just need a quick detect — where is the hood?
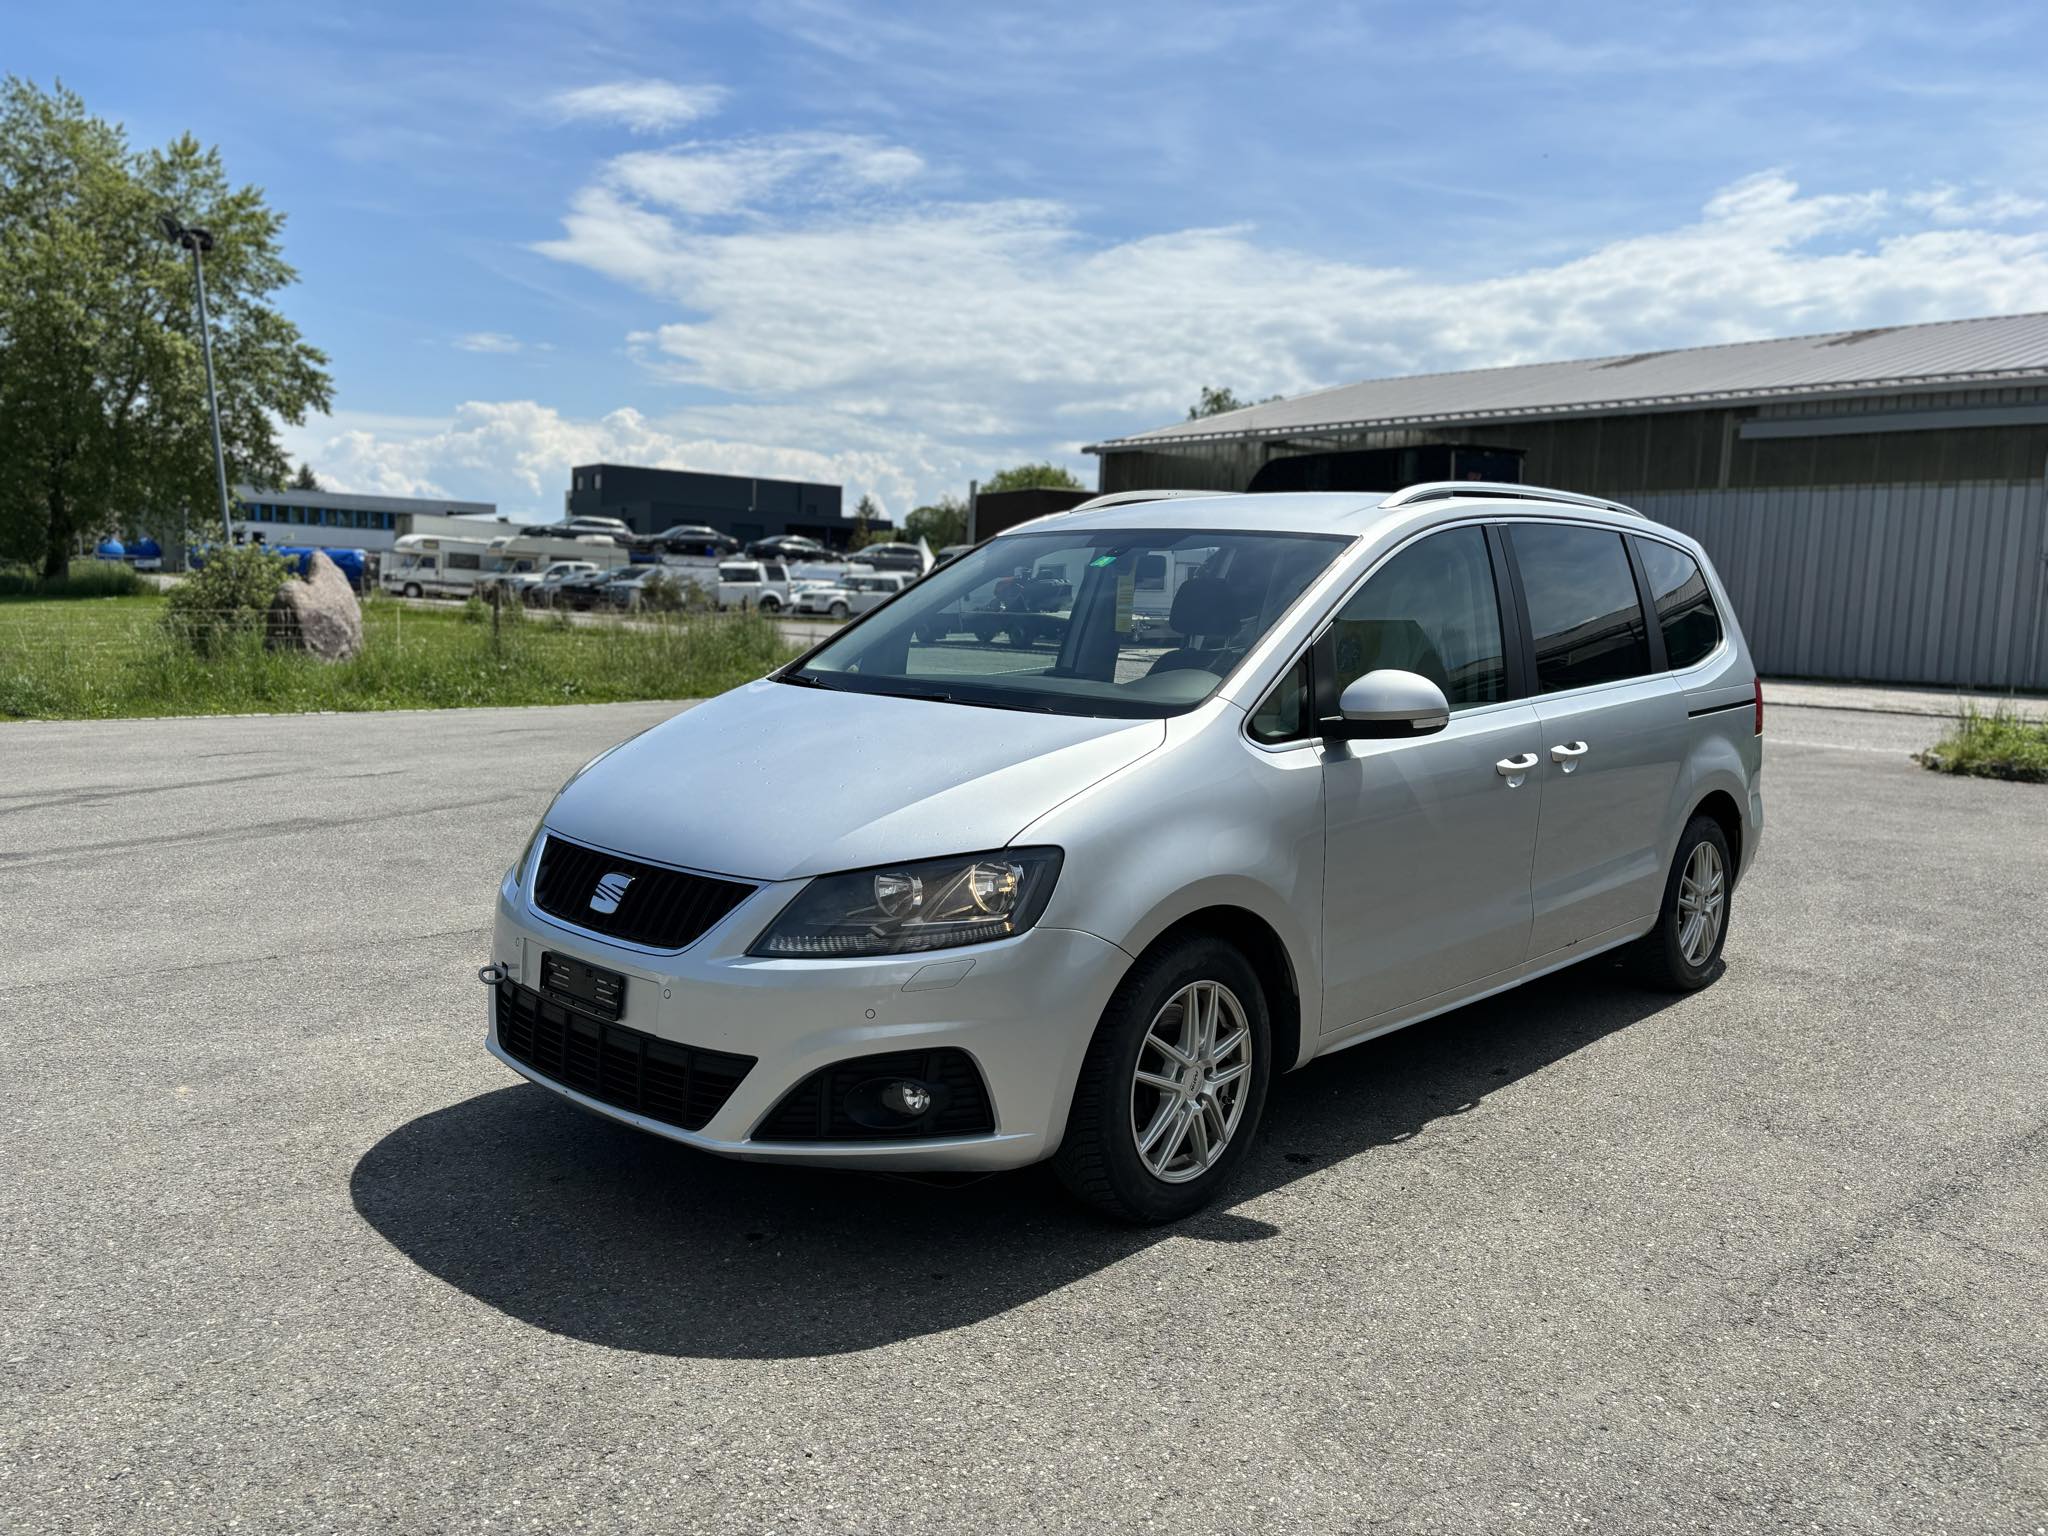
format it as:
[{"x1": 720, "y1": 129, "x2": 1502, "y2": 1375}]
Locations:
[{"x1": 545, "y1": 678, "x2": 1165, "y2": 882}]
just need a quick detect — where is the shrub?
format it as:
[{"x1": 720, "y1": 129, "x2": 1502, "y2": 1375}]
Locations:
[
  {"x1": 460, "y1": 594, "x2": 489, "y2": 624},
  {"x1": 0, "y1": 559, "x2": 147, "y2": 599},
  {"x1": 1919, "y1": 704, "x2": 2048, "y2": 784},
  {"x1": 639, "y1": 570, "x2": 685, "y2": 613},
  {"x1": 162, "y1": 545, "x2": 291, "y2": 655}
]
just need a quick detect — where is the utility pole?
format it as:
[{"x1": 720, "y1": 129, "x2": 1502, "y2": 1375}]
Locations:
[{"x1": 158, "y1": 213, "x2": 234, "y2": 544}]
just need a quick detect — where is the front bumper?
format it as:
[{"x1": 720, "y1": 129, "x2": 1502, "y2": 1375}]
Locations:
[{"x1": 485, "y1": 872, "x2": 1129, "y2": 1171}]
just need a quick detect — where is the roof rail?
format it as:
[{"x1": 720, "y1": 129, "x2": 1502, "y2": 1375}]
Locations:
[
  {"x1": 1379, "y1": 481, "x2": 1641, "y2": 517},
  {"x1": 1064, "y1": 488, "x2": 1237, "y2": 514}
]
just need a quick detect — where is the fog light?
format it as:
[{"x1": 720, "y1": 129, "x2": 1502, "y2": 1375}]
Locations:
[
  {"x1": 881, "y1": 1080, "x2": 932, "y2": 1116},
  {"x1": 844, "y1": 1073, "x2": 947, "y2": 1130}
]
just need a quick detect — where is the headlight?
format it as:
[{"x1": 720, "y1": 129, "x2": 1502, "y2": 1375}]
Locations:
[{"x1": 750, "y1": 847, "x2": 1063, "y2": 958}]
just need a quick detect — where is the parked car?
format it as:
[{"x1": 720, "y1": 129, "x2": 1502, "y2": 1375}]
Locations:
[
  {"x1": 747, "y1": 535, "x2": 831, "y2": 562},
  {"x1": 518, "y1": 560, "x2": 603, "y2": 605},
  {"x1": 849, "y1": 541, "x2": 925, "y2": 573},
  {"x1": 934, "y1": 543, "x2": 976, "y2": 567},
  {"x1": 561, "y1": 515, "x2": 633, "y2": 542},
  {"x1": 646, "y1": 524, "x2": 741, "y2": 558},
  {"x1": 482, "y1": 482, "x2": 1761, "y2": 1222},
  {"x1": 715, "y1": 559, "x2": 792, "y2": 612},
  {"x1": 792, "y1": 570, "x2": 914, "y2": 620},
  {"x1": 549, "y1": 568, "x2": 617, "y2": 611}
]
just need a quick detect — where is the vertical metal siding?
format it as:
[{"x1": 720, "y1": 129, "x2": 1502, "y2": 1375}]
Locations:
[{"x1": 1630, "y1": 480, "x2": 2048, "y2": 690}]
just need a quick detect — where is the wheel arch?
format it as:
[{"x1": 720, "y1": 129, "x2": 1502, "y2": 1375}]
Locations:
[
  {"x1": 1689, "y1": 786, "x2": 1745, "y2": 879},
  {"x1": 1120, "y1": 905, "x2": 1305, "y2": 1077}
]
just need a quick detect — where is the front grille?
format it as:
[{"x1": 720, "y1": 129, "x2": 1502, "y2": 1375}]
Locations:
[
  {"x1": 495, "y1": 980, "x2": 754, "y2": 1133},
  {"x1": 532, "y1": 834, "x2": 754, "y2": 950},
  {"x1": 753, "y1": 1048, "x2": 996, "y2": 1142}
]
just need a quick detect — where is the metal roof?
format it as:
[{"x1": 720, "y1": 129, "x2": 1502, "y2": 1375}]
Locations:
[{"x1": 1091, "y1": 311, "x2": 2048, "y2": 451}]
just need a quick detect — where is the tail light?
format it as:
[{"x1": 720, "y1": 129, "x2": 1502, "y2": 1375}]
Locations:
[{"x1": 1754, "y1": 677, "x2": 1764, "y2": 736}]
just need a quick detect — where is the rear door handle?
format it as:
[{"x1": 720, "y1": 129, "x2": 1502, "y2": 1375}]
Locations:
[
  {"x1": 1496, "y1": 753, "x2": 1538, "y2": 779},
  {"x1": 1550, "y1": 740, "x2": 1589, "y2": 773}
]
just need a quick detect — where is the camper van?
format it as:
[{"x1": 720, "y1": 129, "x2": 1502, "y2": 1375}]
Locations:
[{"x1": 379, "y1": 535, "x2": 498, "y2": 599}]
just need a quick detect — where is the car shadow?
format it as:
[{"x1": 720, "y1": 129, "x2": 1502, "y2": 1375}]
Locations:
[{"x1": 351, "y1": 959, "x2": 1700, "y2": 1359}]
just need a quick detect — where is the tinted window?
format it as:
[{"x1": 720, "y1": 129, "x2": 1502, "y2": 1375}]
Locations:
[
  {"x1": 448, "y1": 552, "x2": 481, "y2": 570},
  {"x1": 1509, "y1": 524, "x2": 1651, "y2": 692},
  {"x1": 1327, "y1": 527, "x2": 1505, "y2": 710},
  {"x1": 1636, "y1": 539, "x2": 1722, "y2": 670}
]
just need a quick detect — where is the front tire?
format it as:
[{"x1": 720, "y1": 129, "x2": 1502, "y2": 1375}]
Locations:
[
  {"x1": 828, "y1": 600, "x2": 849, "y2": 620},
  {"x1": 758, "y1": 595, "x2": 781, "y2": 614},
  {"x1": 1629, "y1": 814, "x2": 1732, "y2": 990},
  {"x1": 402, "y1": 583, "x2": 422, "y2": 599},
  {"x1": 1055, "y1": 935, "x2": 1272, "y2": 1223}
]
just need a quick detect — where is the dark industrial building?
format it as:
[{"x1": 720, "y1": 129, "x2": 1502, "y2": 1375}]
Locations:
[
  {"x1": 562, "y1": 465, "x2": 883, "y2": 548},
  {"x1": 1088, "y1": 313, "x2": 2048, "y2": 691}
]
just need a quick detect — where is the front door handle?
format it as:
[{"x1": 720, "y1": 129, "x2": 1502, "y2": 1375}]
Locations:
[
  {"x1": 1550, "y1": 740, "x2": 1590, "y2": 773},
  {"x1": 1496, "y1": 752, "x2": 1539, "y2": 780}
]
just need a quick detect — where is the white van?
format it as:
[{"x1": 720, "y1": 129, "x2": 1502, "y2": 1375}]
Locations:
[{"x1": 380, "y1": 535, "x2": 497, "y2": 598}]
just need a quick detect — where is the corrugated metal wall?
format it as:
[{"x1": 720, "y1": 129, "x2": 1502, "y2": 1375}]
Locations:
[{"x1": 1630, "y1": 482, "x2": 2048, "y2": 691}]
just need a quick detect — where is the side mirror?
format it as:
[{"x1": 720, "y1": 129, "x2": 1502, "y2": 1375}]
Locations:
[{"x1": 1328, "y1": 669, "x2": 1451, "y2": 739}]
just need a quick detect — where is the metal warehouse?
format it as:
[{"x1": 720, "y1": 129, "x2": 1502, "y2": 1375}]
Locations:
[{"x1": 1089, "y1": 312, "x2": 2048, "y2": 691}]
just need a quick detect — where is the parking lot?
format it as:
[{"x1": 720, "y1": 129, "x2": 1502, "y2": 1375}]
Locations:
[{"x1": 4, "y1": 694, "x2": 2044, "y2": 1533}]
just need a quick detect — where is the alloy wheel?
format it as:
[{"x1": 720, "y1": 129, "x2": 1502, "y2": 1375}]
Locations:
[
  {"x1": 1129, "y1": 980, "x2": 1253, "y2": 1184},
  {"x1": 1677, "y1": 840, "x2": 1726, "y2": 966}
]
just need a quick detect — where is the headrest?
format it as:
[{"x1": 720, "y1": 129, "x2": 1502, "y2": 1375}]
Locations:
[{"x1": 1169, "y1": 575, "x2": 1242, "y2": 639}]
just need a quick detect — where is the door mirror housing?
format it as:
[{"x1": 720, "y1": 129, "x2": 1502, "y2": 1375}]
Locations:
[{"x1": 1327, "y1": 669, "x2": 1451, "y2": 739}]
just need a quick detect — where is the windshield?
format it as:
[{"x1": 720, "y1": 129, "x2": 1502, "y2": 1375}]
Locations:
[{"x1": 789, "y1": 528, "x2": 1348, "y2": 718}]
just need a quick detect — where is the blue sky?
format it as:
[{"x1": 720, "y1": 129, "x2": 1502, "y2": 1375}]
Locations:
[{"x1": 16, "y1": 1, "x2": 2048, "y2": 518}]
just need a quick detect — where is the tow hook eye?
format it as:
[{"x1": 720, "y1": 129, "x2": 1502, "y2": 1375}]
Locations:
[{"x1": 478, "y1": 963, "x2": 509, "y2": 985}]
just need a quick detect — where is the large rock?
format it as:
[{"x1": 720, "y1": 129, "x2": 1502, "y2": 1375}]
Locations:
[{"x1": 266, "y1": 551, "x2": 363, "y2": 661}]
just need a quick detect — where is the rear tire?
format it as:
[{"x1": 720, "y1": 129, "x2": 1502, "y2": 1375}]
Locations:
[
  {"x1": 1055, "y1": 935, "x2": 1272, "y2": 1223},
  {"x1": 1629, "y1": 814, "x2": 1732, "y2": 991}
]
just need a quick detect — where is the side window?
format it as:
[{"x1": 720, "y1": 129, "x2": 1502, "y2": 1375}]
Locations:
[
  {"x1": 1249, "y1": 655, "x2": 1311, "y2": 743},
  {"x1": 1509, "y1": 524, "x2": 1651, "y2": 692},
  {"x1": 1635, "y1": 539, "x2": 1722, "y2": 670},
  {"x1": 1327, "y1": 526, "x2": 1506, "y2": 710}
]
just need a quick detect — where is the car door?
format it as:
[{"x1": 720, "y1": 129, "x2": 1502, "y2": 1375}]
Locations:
[
  {"x1": 1503, "y1": 521, "x2": 1688, "y2": 956},
  {"x1": 1319, "y1": 524, "x2": 1544, "y2": 1033}
]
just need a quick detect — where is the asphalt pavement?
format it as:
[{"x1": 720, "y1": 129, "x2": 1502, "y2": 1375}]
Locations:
[{"x1": 3, "y1": 696, "x2": 2043, "y2": 1534}]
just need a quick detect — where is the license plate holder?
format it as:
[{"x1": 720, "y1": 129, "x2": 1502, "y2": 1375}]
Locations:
[{"x1": 539, "y1": 951, "x2": 626, "y2": 1022}]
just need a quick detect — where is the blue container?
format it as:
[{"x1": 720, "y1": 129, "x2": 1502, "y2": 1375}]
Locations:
[
  {"x1": 95, "y1": 538, "x2": 127, "y2": 561},
  {"x1": 274, "y1": 545, "x2": 369, "y2": 592}
]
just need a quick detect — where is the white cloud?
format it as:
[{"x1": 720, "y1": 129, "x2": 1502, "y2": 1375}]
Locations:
[
  {"x1": 314, "y1": 153, "x2": 2048, "y2": 516},
  {"x1": 452, "y1": 331, "x2": 524, "y2": 353},
  {"x1": 550, "y1": 79, "x2": 728, "y2": 134},
  {"x1": 603, "y1": 134, "x2": 925, "y2": 218}
]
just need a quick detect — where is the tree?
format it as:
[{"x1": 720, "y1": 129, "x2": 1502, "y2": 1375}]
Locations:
[
  {"x1": 980, "y1": 462, "x2": 1083, "y2": 494},
  {"x1": 904, "y1": 494, "x2": 967, "y2": 550},
  {"x1": 0, "y1": 79, "x2": 331, "y2": 578},
  {"x1": 1186, "y1": 386, "x2": 1280, "y2": 420},
  {"x1": 290, "y1": 462, "x2": 319, "y2": 491},
  {"x1": 847, "y1": 492, "x2": 879, "y2": 551}
]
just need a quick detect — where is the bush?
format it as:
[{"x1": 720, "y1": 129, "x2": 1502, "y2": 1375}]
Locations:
[
  {"x1": 638, "y1": 570, "x2": 685, "y2": 613},
  {"x1": 162, "y1": 545, "x2": 291, "y2": 655},
  {"x1": 460, "y1": 594, "x2": 489, "y2": 624},
  {"x1": 0, "y1": 559, "x2": 148, "y2": 599},
  {"x1": 1919, "y1": 704, "x2": 2048, "y2": 784}
]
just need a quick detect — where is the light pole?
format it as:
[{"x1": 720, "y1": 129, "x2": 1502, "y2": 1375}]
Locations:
[{"x1": 158, "y1": 213, "x2": 234, "y2": 544}]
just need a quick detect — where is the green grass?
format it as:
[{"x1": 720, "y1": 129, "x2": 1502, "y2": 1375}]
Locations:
[
  {"x1": 0, "y1": 558, "x2": 150, "y2": 600},
  {"x1": 1919, "y1": 704, "x2": 2048, "y2": 784},
  {"x1": 0, "y1": 590, "x2": 799, "y2": 720}
]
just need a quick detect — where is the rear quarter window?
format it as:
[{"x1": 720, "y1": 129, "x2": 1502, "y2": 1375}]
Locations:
[{"x1": 1635, "y1": 539, "x2": 1723, "y2": 670}]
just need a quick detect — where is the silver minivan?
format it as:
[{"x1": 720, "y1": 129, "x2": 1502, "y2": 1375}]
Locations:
[{"x1": 483, "y1": 483, "x2": 1763, "y2": 1221}]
